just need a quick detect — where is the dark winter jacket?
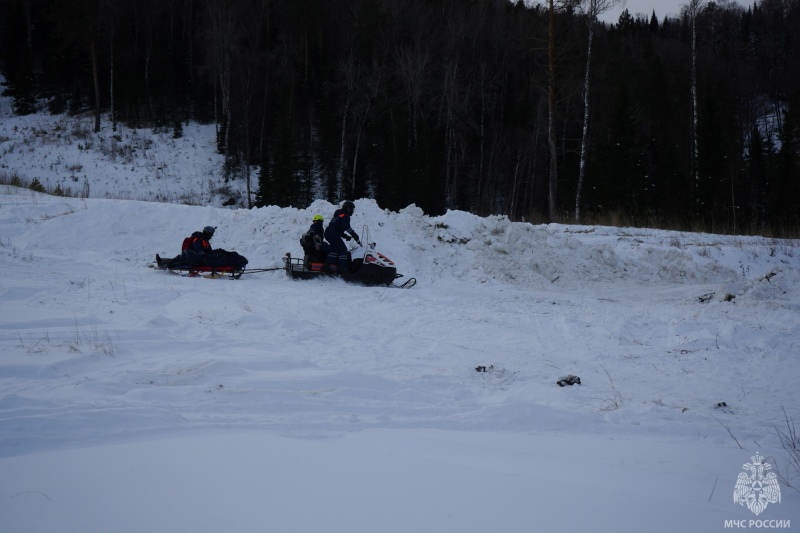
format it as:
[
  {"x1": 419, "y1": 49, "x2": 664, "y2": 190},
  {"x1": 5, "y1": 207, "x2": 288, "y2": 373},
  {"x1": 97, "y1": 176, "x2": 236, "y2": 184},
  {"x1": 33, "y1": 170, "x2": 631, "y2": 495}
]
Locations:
[
  {"x1": 324, "y1": 209, "x2": 359, "y2": 245},
  {"x1": 308, "y1": 220, "x2": 324, "y2": 240},
  {"x1": 188, "y1": 231, "x2": 213, "y2": 255},
  {"x1": 179, "y1": 231, "x2": 213, "y2": 264},
  {"x1": 300, "y1": 220, "x2": 329, "y2": 260}
]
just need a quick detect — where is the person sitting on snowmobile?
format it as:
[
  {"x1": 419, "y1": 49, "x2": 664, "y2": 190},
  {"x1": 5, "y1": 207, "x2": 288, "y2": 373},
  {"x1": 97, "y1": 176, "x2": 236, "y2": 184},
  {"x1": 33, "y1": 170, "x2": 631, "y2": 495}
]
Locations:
[
  {"x1": 300, "y1": 214, "x2": 330, "y2": 263},
  {"x1": 323, "y1": 201, "x2": 361, "y2": 274}
]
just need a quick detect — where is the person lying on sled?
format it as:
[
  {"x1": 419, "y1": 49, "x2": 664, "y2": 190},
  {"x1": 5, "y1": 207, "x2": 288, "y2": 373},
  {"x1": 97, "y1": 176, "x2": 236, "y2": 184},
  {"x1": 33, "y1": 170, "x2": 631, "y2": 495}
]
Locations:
[
  {"x1": 157, "y1": 226, "x2": 247, "y2": 270},
  {"x1": 323, "y1": 201, "x2": 361, "y2": 274},
  {"x1": 300, "y1": 214, "x2": 330, "y2": 264}
]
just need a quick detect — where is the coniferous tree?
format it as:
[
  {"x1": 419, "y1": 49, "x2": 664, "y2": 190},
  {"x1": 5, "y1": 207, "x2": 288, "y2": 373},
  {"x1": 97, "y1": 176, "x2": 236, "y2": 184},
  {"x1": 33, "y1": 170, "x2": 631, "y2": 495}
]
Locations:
[
  {"x1": 46, "y1": 0, "x2": 105, "y2": 130},
  {"x1": 0, "y1": 0, "x2": 798, "y2": 232}
]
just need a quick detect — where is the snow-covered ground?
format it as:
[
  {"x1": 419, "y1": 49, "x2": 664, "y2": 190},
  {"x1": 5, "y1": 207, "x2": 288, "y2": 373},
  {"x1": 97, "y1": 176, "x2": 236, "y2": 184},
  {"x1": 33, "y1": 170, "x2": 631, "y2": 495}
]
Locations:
[{"x1": 1, "y1": 91, "x2": 799, "y2": 532}]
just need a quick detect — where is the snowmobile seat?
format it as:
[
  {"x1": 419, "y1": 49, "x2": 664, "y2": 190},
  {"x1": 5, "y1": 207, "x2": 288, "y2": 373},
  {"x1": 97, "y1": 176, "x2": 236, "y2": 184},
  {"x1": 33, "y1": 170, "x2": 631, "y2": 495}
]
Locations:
[{"x1": 304, "y1": 255, "x2": 325, "y2": 272}]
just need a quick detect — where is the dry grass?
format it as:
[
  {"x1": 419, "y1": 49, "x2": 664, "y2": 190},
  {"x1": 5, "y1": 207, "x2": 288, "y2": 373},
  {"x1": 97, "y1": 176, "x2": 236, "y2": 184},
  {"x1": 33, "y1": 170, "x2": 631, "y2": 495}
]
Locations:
[{"x1": 528, "y1": 209, "x2": 800, "y2": 240}]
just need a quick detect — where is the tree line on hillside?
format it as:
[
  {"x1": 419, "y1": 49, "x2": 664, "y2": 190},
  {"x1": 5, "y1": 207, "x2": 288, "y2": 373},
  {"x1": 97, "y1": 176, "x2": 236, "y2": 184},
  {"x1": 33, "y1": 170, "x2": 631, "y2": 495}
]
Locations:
[{"x1": 0, "y1": 0, "x2": 798, "y2": 234}]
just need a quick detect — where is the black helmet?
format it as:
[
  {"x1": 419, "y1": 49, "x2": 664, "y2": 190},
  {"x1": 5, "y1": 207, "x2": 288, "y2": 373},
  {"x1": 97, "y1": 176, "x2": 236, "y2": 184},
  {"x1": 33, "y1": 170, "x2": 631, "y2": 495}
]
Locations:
[
  {"x1": 203, "y1": 225, "x2": 216, "y2": 238},
  {"x1": 342, "y1": 201, "x2": 355, "y2": 215}
]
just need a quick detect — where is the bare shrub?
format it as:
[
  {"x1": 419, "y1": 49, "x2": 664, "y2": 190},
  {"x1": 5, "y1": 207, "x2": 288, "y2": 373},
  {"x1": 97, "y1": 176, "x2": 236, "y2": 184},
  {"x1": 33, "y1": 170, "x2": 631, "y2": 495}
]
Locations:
[{"x1": 774, "y1": 407, "x2": 800, "y2": 492}]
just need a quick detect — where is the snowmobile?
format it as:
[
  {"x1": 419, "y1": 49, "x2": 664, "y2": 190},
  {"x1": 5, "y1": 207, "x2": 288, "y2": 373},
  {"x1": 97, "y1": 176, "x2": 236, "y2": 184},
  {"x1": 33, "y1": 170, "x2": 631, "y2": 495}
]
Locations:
[{"x1": 283, "y1": 226, "x2": 416, "y2": 288}]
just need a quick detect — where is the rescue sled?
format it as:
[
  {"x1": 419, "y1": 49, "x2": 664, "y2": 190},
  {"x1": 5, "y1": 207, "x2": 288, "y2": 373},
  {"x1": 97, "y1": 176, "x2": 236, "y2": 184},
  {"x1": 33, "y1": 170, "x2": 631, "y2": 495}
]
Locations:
[
  {"x1": 151, "y1": 234, "x2": 249, "y2": 280},
  {"x1": 149, "y1": 259, "x2": 246, "y2": 279},
  {"x1": 283, "y1": 226, "x2": 416, "y2": 288}
]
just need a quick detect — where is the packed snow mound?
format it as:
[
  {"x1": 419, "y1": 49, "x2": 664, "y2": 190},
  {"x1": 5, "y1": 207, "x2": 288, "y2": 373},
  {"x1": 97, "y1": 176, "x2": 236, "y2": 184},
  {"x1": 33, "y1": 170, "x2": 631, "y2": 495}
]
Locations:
[
  {"x1": 335, "y1": 199, "x2": 795, "y2": 289},
  {"x1": 2, "y1": 190, "x2": 797, "y2": 293},
  {"x1": 706, "y1": 266, "x2": 800, "y2": 304}
]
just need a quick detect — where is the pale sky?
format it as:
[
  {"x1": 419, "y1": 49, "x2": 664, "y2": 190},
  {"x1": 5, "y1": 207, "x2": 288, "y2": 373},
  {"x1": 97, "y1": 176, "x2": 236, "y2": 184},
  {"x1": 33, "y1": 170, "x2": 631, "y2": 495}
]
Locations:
[
  {"x1": 524, "y1": 0, "x2": 691, "y2": 25},
  {"x1": 598, "y1": 0, "x2": 746, "y2": 23},
  {"x1": 599, "y1": 0, "x2": 686, "y2": 23}
]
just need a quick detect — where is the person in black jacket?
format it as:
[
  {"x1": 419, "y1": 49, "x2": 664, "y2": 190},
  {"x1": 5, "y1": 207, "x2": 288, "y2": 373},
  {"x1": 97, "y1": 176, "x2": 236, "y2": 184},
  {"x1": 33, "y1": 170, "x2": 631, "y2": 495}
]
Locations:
[
  {"x1": 300, "y1": 214, "x2": 329, "y2": 263},
  {"x1": 189, "y1": 226, "x2": 247, "y2": 269},
  {"x1": 323, "y1": 201, "x2": 361, "y2": 274},
  {"x1": 184, "y1": 225, "x2": 215, "y2": 263},
  {"x1": 158, "y1": 225, "x2": 216, "y2": 267}
]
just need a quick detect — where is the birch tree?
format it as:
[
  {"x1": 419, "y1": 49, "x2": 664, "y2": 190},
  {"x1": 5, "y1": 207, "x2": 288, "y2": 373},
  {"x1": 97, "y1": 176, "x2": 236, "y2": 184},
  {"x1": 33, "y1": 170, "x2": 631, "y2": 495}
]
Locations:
[
  {"x1": 574, "y1": 0, "x2": 622, "y2": 222},
  {"x1": 685, "y1": 0, "x2": 705, "y2": 208},
  {"x1": 547, "y1": 0, "x2": 559, "y2": 222}
]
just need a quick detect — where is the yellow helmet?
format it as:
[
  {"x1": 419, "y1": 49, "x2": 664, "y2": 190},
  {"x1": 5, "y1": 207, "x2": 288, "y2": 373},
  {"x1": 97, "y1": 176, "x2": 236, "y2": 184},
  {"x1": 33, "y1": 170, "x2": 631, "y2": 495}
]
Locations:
[{"x1": 312, "y1": 214, "x2": 324, "y2": 222}]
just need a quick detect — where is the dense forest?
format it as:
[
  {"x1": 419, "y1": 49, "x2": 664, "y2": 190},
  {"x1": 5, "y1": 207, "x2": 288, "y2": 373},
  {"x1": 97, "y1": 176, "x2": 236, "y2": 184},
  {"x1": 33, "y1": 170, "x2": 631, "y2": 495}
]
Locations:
[{"x1": 1, "y1": 0, "x2": 798, "y2": 234}]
